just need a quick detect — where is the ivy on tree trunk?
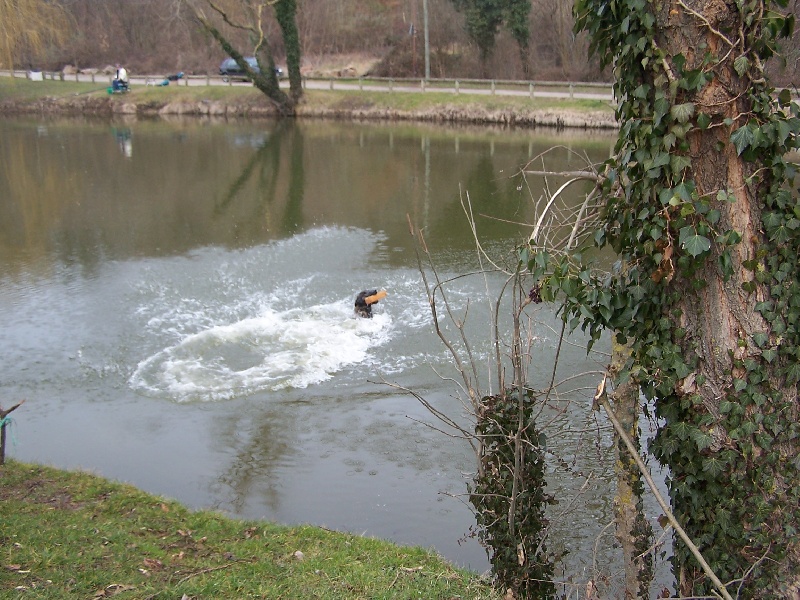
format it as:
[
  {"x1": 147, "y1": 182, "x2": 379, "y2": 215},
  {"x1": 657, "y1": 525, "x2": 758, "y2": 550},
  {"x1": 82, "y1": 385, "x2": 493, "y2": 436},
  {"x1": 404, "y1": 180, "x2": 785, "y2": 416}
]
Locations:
[{"x1": 521, "y1": 0, "x2": 800, "y2": 596}]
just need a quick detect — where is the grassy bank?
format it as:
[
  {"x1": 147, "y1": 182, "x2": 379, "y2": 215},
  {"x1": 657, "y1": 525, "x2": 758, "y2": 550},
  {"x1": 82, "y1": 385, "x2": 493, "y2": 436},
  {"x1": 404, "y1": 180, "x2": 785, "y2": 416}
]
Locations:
[
  {"x1": 1, "y1": 461, "x2": 496, "y2": 599},
  {"x1": 0, "y1": 77, "x2": 616, "y2": 128}
]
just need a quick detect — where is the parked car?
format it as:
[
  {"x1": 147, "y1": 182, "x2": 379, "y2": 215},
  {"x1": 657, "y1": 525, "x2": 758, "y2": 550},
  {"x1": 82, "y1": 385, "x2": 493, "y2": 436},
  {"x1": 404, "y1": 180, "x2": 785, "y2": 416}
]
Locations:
[{"x1": 219, "y1": 57, "x2": 283, "y2": 81}]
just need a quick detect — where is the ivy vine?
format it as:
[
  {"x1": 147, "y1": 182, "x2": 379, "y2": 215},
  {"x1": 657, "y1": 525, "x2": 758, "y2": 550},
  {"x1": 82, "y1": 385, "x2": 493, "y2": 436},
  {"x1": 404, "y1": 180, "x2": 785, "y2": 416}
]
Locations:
[{"x1": 470, "y1": 389, "x2": 555, "y2": 599}]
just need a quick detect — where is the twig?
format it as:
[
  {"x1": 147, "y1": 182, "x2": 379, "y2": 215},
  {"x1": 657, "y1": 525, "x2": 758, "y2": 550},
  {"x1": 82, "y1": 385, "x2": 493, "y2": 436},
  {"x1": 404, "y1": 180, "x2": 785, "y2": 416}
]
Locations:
[
  {"x1": 523, "y1": 170, "x2": 600, "y2": 179},
  {"x1": 176, "y1": 562, "x2": 239, "y2": 585}
]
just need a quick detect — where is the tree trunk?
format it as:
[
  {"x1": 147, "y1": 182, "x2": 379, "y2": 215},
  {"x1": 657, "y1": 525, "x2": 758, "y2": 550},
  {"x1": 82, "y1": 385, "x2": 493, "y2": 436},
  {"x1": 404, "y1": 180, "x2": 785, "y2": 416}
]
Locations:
[
  {"x1": 274, "y1": 0, "x2": 303, "y2": 102},
  {"x1": 610, "y1": 341, "x2": 653, "y2": 599}
]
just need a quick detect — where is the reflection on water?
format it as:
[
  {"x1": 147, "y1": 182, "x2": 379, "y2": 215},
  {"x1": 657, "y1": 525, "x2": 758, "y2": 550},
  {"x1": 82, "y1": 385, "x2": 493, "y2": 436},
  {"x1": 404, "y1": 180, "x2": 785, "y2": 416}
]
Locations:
[{"x1": 0, "y1": 117, "x2": 669, "y2": 591}]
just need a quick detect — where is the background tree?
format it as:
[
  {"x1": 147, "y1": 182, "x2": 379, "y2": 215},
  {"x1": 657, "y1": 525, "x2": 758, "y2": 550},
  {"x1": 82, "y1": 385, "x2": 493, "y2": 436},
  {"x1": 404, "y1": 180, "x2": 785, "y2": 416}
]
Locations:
[
  {"x1": 188, "y1": 0, "x2": 300, "y2": 114},
  {"x1": 503, "y1": 0, "x2": 531, "y2": 78},
  {"x1": 0, "y1": 0, "x2": 71, "y2": 70},
  {"x1": 524, "y1": 0, "x2": 800, "y2": 596},
  {"x1": 273, "y1": 0, "x2": 301, "y2": 102},
  {"x1": 450, "y1": 0, "x2": 530, "y2": 77}
]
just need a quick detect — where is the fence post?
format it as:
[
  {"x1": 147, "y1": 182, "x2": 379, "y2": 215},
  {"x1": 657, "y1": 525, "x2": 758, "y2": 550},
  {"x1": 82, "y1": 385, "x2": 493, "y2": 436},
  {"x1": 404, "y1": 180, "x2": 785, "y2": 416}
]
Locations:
[
  {"x1": 330, "y1": 78, "x2": 334, "y2": 90},
  {"x1": 529, "y1": 82, "x2": 534, "y2": 100},
  {"x1": 390, "y1": 79, "x2": 394, "y2": 92},
  {"x1": 491, "y1": 80, "x2": 496, "y2": 95},
  {"x1": 570, "y1": 83, "x2": 574, "y2": 99},
  {"x1": 359, "y1": 77, "x2": 363, "y2": 91},
  {"x1": 455, "y1": 80, "x2": 459, "y2": 95},
  {"x1": 421, "y1": 79, "x2": 425, "y2": 92}
]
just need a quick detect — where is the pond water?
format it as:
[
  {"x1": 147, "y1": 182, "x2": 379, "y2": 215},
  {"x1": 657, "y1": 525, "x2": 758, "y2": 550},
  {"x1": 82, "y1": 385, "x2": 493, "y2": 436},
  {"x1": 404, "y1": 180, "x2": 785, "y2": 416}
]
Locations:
[{"x1": 0, "y1": 116, "x2": 668, "y2": 593}]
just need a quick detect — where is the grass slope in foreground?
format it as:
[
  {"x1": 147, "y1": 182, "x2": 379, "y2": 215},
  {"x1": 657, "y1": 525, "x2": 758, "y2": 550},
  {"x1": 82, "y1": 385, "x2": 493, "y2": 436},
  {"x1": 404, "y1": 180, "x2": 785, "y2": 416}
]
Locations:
[{"x1": 1, "y1": 461, "x2": 496, "y2": 599}]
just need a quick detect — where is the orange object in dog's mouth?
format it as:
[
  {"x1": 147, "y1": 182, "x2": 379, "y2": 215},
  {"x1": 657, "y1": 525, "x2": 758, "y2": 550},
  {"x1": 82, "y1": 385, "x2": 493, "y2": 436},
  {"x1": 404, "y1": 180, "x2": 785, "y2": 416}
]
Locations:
[{"x1": 365, "y1": 290, "x2": 387, "y2": 305}]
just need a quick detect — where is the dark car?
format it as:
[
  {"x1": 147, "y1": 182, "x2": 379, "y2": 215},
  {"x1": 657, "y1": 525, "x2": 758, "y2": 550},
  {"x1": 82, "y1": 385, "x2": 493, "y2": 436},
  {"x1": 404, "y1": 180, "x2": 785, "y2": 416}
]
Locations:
[{"x1": 219, "y1": 57, "x2": 282, "y2": 81}]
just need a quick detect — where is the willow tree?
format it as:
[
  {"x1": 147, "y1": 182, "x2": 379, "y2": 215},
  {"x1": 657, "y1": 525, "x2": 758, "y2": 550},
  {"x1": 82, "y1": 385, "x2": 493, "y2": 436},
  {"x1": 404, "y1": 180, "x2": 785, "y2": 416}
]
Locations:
[
  {"x1": 189, "y1": 0, "x2": 302, "y2": 115},
  {"x1": 528, "y1": 0, "x2": 800, "y2": 597},
  {"x1": 0, "y1": 0, "x2": 70, "y2": 69}
]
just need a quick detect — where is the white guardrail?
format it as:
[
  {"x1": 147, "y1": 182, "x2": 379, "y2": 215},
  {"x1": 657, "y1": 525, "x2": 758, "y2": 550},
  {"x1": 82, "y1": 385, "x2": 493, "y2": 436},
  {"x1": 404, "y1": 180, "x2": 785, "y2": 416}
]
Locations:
[{"x1": 0, "y1": 68, "x2": 616, "y2": 102}]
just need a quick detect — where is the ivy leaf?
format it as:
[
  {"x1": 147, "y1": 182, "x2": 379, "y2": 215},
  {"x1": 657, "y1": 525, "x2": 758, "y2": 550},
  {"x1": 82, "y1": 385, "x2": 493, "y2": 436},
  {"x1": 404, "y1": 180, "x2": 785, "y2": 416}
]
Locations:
[
  {"x1": 762, "y1": 211, "x2": 783, "y2": 229},
  {"x1": 702, "y1": 456, "x2": 726, "y2": 477},
  {"x1": 752, "y1": 331, "x2": 769, "y2": 348},
  {"x1": 672, "y1": 421, "x2": 692, "y2": 440},
  {"x1": 731, "y1": 125, "x2": 755, "y2": 156},
  {"x1": 770, "y1": 225, "x2": 791, "y2": 244},
  {"x1": 670, "y1": 154, "x2": 692, "y2": 173},
  {"x1": 654, "y1": 96, "x2": 670, "y2": 126},
  {"x1": 786, "y1": 362, "x2": 800, "y2": 384},
  {"x1": 670, "y1": 102, "x2": 695, "y2": 124},
  {"x1": 755, "y1": 432, "x2": 773, "y2": 450},
  {"x1": 679, "y1": 226, "x2": 711, "y2": 257},
  {"x1": 734, "y1": 55, "x2": 751, "y2": 76},
  {"x1": 716, "y1": 508, "x2": 733, "y2": 534},
  {"x1": 674, "y1": 181, "x2": 695, "y2": 201},
  {"x1": 690, "y1": 427, "x2": 714, "y2": 451},
  {"x1": 651, "y1": 151, "x2": 671, "y2": 169}
]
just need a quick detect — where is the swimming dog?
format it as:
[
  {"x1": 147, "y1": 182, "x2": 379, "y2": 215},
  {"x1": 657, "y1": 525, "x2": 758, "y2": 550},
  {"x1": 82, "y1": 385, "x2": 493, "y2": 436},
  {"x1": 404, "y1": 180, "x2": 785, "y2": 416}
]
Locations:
[{"x1": 354, "y1": 289, "x2": 387, "y2": 318}]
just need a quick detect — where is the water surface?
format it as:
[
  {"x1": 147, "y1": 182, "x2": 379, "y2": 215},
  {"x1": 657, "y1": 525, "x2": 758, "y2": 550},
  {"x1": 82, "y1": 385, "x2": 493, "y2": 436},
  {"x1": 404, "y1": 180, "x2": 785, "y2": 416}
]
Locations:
[{"x1": 0, "y1": 117, "x2": 668, "y2": 591}]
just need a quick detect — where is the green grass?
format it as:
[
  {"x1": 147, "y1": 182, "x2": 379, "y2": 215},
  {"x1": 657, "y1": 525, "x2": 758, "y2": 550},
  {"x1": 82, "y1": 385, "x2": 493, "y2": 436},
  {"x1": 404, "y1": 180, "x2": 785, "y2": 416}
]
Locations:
[
  {"x1": 1, "y1": 461, "x2": 497, "y2": 599},
  {"x1": 301, "y1": 88, "x2": 612, "y2": 114},
  {"x1": 0, "y1": 77, "x2": 103, "y2": 100}
]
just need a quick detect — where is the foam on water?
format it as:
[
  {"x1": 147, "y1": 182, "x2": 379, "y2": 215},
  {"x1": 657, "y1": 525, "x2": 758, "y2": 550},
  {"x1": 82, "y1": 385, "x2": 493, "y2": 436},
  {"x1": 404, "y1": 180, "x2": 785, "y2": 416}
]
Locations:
[
  {"x1": 126, "y1": 227, "x2": 407, "y2": 402},
  {"x1": 130, "y1": 300, "x2": 392, "y2": 402}
]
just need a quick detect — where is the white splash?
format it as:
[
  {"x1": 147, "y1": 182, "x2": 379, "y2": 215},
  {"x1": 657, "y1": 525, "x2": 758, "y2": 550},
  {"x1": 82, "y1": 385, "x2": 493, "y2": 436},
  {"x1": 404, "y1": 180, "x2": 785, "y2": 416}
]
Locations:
[{"x1": 130, "y1": 301, "x2": 392, "y2": 402}]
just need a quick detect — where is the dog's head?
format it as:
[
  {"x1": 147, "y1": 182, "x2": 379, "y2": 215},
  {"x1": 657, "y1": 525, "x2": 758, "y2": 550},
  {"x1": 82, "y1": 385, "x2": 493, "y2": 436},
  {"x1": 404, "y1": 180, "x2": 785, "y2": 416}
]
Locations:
[{"x1": 354, "y1": 289, "x2": 387, "y2": 318}]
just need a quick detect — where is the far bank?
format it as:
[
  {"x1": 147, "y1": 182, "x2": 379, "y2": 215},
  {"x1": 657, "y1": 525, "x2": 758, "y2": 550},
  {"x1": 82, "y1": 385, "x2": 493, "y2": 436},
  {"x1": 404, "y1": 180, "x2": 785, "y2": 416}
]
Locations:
[{"x1": 0, "y1": 77, "x2": 618, "y2": 129}]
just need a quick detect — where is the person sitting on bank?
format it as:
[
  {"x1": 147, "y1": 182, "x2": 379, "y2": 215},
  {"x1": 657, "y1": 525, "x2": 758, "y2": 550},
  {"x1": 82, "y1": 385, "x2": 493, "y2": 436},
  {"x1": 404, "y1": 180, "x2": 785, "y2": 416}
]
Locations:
[{"x1": 112, "y1": 64, "x2": 129, "y2": 91}]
